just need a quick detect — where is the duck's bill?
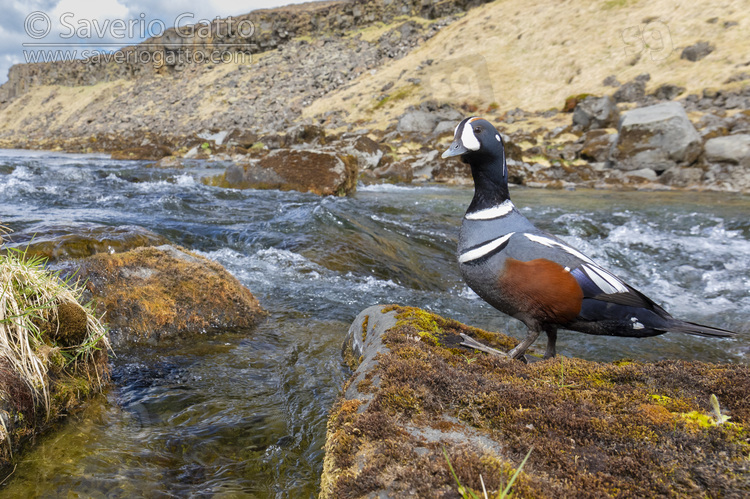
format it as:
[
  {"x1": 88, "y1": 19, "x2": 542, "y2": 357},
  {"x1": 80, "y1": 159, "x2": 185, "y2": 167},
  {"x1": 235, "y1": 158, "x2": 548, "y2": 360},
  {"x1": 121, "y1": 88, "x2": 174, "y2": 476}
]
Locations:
[{"x1": 441, "y1": 140, "x2": 469, "y2": 158}]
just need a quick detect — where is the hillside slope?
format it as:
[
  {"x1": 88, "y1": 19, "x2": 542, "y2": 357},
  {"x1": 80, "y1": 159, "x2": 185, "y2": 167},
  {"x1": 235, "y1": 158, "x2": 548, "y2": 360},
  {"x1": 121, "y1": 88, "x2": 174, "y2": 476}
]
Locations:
[{"x1": 305, "y1": 0, "x2": 750, "y2": 127}]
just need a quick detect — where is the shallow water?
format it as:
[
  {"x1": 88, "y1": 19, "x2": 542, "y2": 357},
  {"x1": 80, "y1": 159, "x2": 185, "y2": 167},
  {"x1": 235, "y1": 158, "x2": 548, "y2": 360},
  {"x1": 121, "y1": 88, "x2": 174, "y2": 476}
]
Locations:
[{"x1": 1, "y1": 149, "x2": 748, "y2": 496}]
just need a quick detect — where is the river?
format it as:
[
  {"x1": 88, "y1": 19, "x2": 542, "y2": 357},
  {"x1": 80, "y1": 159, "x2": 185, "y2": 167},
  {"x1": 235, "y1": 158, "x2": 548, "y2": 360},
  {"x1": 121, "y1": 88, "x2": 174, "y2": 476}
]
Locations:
[{"x1": 1, "y1": 149, "x2": 748, "y2": 496}]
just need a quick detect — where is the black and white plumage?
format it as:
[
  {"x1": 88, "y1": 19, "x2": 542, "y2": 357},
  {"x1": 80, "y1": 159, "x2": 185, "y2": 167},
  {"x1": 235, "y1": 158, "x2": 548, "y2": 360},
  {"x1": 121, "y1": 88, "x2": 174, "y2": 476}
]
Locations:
[{"x1": 443, "y1": 116, "x2": 736, "y2": 360}]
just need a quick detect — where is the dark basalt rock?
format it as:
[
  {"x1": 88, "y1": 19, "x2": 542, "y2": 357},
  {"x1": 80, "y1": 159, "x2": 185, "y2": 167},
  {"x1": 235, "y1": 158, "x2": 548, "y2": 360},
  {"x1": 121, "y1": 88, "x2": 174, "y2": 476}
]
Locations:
[{"x1": 681, "y1": 41, "x2": 715, "y2": 62}]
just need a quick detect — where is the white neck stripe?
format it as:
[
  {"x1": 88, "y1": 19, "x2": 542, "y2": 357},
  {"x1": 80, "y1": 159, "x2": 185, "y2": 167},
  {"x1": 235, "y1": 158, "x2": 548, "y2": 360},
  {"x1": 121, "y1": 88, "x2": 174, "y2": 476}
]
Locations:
[
  {"x1": 459, "y1": 232, "x2": 514, "y2": 264},
  {"x1": 465, "y1": 200, "x2": 515, "y2": 220}
]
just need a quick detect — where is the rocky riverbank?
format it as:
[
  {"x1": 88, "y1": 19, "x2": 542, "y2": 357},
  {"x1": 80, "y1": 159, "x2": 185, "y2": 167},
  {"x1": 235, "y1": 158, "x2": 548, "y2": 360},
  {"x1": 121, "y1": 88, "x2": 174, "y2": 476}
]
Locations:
[
  {"x1": 0, "y1": 227, "x2": 267, "y2": 474},
  {"x1": 0, "y1": 0, "x2": 748, "y2": 193}
]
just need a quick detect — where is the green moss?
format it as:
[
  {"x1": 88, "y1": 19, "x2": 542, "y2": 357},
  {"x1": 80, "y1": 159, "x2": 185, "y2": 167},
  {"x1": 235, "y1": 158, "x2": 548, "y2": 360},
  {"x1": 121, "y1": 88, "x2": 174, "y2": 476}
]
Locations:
[
  {"x1": 603, "y1": 0, "x2": 631, "y2": 9},
  {"x1": 373, "y1": 86, "x2": 415, "y2": 110},
  {"x1": 680, "y1": 410, "x2": 714, "y2": 429}
]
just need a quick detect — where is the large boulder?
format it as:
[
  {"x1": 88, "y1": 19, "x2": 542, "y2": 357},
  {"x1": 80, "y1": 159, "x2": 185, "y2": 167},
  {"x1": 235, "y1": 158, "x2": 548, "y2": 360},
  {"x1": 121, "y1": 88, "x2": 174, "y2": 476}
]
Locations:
[
  {"x1": 211, "y1": 149, "x2": 358, "y2": 196},
  {"x1": 572, "y1": 95, "x2": 619, "y2": 130},
  {"x1": 704, "y1": 134, "x2": 750, "y2": 166},
  {"x1": 397, "y1": 110, "x2": 440, "y2": 134},
  {"x1": 69, "y1": 245, "x2": 266, "y2": 345},
  {"x1": 610, "y1": 102, "x2": 702, "y2": 172},
  {"x1": 322, "y1": 305, "x2": 750, "y2": 498},
  {"x1": 341, "y1": 134, "x2": 385, "y2": 171}
]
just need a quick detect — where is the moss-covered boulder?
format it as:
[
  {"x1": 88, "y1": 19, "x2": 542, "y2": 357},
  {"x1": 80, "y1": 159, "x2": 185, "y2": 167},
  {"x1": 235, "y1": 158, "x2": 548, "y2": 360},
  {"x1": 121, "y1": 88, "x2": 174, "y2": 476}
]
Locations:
[
  {"x1": 206, "y1": 149, "x2": 358, "y2": 196},
  {"x1": 70, "y1": 244, "x2": 266, "y2": 345},
  {"x1": 322, "y1": 305, "x2": 750, "y2": 498}
]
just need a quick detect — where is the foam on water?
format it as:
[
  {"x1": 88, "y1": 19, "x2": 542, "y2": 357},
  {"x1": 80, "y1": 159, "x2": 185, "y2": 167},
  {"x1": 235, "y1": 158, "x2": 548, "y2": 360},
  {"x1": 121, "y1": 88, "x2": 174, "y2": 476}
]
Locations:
[{"x1": 358, "y1": 182, "x2": 449, "y2": 193}]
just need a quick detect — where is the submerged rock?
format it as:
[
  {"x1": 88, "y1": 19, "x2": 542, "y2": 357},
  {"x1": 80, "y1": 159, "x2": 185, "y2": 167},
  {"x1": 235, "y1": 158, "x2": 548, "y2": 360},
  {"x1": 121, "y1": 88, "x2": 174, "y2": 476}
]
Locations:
[
  {"x1": 70, "y1": 244, "x2": 266, "y2": 346},
  {"x1": 3, "y1": 223, "x2": 168, "y2": 262},
  {"x1": 322, "y1": 305, "x2": 750, "y2": 498}
]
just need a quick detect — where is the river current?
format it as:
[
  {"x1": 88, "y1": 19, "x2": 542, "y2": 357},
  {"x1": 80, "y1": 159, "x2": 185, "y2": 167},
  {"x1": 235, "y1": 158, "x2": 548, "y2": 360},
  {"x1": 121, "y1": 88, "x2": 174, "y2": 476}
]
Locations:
[{"x1": 1, "y1": 149, "x2": 748, "y2": 496}]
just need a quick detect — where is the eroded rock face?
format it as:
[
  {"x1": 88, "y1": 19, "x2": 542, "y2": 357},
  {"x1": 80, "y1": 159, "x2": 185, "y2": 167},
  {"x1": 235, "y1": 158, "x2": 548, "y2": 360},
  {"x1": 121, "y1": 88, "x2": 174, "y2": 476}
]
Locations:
[
  {"x1": 70, "y1": 244, "x2": 266, "y2": 345},
  {"x1": 322, "y1": 305, "x2": 750, "y2": 498},
  {"x1": 610, "y1": 102, "x2": 702, "y2": 172}
]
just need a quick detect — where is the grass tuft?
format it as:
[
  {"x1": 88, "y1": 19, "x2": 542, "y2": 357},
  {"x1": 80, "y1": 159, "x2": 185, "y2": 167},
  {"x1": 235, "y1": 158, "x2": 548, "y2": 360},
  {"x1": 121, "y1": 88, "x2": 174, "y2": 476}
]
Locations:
[{"x1": 0, "y1": 241, "x2": 110, "y2": 420}]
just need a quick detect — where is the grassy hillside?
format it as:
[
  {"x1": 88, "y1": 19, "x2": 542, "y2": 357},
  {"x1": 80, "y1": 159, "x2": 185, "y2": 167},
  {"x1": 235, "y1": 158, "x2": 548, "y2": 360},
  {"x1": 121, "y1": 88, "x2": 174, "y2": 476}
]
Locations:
[
  {"x1": 0, "y1": 0, "x2": 747, "y2": 147},
  {"x1": 304, "y1": 0, "x2": 750, "y2": 127}
]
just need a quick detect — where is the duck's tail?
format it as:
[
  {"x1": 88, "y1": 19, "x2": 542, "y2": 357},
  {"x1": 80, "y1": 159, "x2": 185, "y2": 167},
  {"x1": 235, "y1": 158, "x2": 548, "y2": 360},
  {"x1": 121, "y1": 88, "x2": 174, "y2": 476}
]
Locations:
[{"x1": 668, "y1": 320, "x2": 737, "y2": 338}]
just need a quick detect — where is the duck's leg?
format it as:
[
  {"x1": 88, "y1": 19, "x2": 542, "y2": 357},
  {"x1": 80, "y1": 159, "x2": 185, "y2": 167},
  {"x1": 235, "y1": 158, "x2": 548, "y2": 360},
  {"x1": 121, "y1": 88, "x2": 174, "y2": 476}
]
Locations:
[
  {"x1": 543, "y1": 326, "x2": 557, "y2": 359},
  {"x1": 507, "y1": 327, "x2": 541, "y2": 359}
]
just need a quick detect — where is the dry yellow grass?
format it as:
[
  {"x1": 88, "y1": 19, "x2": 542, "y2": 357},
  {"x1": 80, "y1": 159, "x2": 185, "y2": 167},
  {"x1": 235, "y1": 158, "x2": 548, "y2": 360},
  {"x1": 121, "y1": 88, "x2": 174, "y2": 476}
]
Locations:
[{"x1": 304, "y1": 0, "x2": 750, "y2": 127}]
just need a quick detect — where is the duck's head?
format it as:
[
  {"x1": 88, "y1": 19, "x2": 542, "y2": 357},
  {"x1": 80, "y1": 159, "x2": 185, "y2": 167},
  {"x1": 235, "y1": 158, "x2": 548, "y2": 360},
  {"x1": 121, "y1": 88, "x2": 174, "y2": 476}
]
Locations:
[
  {"x1": 442, "y1": 116, "x2": 510, "y2": 204},
  {"x1": 441, "y1": 117, "x2": 506, "y2": 163}
]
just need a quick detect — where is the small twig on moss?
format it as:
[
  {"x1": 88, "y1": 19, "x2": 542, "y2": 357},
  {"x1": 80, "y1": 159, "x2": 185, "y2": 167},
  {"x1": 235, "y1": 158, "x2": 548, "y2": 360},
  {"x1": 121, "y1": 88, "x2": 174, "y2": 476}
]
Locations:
[{"x1": 459, "y1": 333, "x2": 509, "y2": 358}]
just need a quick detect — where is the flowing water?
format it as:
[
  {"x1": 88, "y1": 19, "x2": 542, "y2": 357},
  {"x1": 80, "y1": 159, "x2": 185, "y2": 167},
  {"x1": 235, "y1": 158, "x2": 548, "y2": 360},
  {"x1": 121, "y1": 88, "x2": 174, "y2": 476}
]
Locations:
[{"x1": 1, "y1": 149, "x2": 749, "y2": 496}]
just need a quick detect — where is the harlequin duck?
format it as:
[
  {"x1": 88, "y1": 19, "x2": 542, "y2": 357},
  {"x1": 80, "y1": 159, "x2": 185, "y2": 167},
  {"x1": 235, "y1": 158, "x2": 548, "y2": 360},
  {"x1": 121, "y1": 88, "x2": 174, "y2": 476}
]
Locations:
[{"x1": 443, "y1": 116, "x2": 736, "y2": 360}]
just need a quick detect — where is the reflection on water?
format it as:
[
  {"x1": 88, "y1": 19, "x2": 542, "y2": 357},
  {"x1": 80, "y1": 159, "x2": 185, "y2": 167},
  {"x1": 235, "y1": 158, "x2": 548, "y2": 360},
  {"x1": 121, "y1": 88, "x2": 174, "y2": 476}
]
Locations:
[{"x1": 1, "y1": 150, "x2": 748, "y2": 496}]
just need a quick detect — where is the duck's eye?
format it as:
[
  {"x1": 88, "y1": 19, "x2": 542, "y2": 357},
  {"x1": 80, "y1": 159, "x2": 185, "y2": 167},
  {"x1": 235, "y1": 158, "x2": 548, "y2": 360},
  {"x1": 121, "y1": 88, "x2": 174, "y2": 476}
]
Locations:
[{"x1": 473, "y1": 126, "x2": 482, "y2": 134}]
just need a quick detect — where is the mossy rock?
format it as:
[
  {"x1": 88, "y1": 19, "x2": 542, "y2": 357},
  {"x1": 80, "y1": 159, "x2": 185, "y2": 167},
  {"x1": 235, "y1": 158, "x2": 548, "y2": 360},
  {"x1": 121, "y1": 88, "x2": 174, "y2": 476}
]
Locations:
[
  {"x1": 322, "y1": 305, "x2": 750, "y2": 498},
  {"x1": 71, "y1": 244, "x2": 266, "y2": 345}
]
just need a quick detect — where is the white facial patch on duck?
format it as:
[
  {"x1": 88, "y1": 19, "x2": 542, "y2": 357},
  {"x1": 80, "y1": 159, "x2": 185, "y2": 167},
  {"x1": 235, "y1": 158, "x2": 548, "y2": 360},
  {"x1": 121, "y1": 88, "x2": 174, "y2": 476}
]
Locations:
[
  {"x1": 465, "y1": 200, "x2": 515, "y2": 220},
  {"x1": 459, "y1": 232, "x2": 515, "y2": 264},
  {"x1": 460, "y1": 119, "x2": 481, "y2": 151}
]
